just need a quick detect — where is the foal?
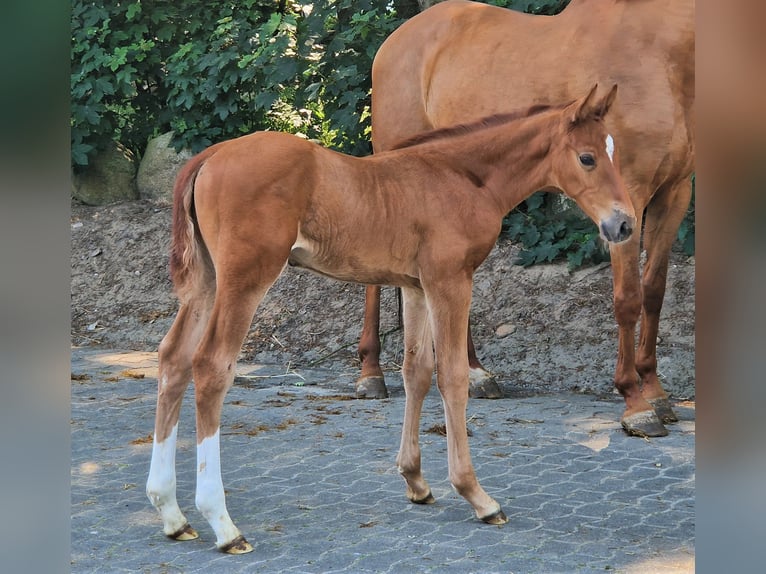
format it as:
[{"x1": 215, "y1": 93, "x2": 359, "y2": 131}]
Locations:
[{"x1": 147, "y1": 84, "x2": 634, "y2": 554}]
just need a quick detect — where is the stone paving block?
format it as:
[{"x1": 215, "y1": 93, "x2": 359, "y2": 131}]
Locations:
[{"x1": 71, "y1": 348, "x2": 694, "y2": 573}]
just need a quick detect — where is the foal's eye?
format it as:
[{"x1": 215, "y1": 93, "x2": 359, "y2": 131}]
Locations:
[{"x1": 579, "y1": 153, "x2": 596, "y2": 167}]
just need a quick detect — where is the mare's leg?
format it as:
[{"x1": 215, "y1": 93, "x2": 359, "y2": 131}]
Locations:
[
  {"x1": 397, "y1": 287, "x2": 436, "y2": 504},
  {"x1": 636, "y1": 176, "x2": 693, "y2": 423},
  {"x1": 467, "y1": 318, "x2": 502, "y2": 399},
  {"x1": 357, "y1": 290, "x2": 500, "y2": 400},
  {"x1": 425, "y1": 278, "x2": 507, "y2": 524},
  {"x1": 355, "y1": 285, "x2": 389, "y2": 398},
  {"x1": 147, "y1": 295, "x2": 213, "y2": 541},
  {"x1": 610, "y1": 208, "x2": 668, "y2": 437},
  {"x1": 192, "y1": 252, "x2": 289, "y2": 554}
]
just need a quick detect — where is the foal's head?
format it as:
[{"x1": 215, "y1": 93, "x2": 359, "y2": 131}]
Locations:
[{"x1": 547, "y1": 84, "x2": 635, "y2": 244}]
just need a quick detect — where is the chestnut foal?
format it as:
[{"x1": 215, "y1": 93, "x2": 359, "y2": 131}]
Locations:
[{"x1": 147, "y1": 85, "x2": 634, "y2": 553}]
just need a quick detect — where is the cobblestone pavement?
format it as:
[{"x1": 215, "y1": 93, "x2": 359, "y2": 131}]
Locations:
[{"x1": 71, "y1": 348, "x2": 694, "y2": 573}]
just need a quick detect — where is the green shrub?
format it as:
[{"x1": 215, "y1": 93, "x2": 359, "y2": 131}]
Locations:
[{"x1": 71, "y1": 0, "x2": 405, "y2": 168}]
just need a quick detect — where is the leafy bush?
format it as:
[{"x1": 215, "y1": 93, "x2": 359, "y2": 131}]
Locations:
[
  {"x1": 71, "y1": 0, "x2": 406, "y2": 168},
  {"x1": 71, "y1": 1, "x2": 159, "y2": 167},
  {"x1": 502, "y1": 193, "x2": 609, "y2": 269}
]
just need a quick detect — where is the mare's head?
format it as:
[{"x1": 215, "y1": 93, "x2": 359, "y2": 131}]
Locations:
[{"x1": 547, "y1": 84, "x2": 635, "y2": 244}]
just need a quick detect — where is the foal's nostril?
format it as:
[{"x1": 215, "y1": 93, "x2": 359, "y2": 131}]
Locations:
[
  {"x1": 601, "y1": 211, "x2": 634, "y2": 243},
  {"x1": 619, "y1": 219, "x2": 632, "y2": 241}
]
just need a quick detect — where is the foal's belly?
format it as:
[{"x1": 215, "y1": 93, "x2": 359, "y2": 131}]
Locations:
[{"x1": 288, "y1": 236, "x2": 420, "y2": 288}]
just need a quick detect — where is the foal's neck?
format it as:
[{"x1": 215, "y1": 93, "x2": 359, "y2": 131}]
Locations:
[{"x1": 452, "y1": 113, "x2": 557, "y2": 215}]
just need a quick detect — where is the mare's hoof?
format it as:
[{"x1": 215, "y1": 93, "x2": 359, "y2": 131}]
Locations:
[
  {"x1": 647, "y1": 397, "x2": 679, "y2": 424},
  {"x1": 480, "y1": 508, "x2": 509, "y2": 525},
  {"x1": 355, "y1": 376, "x2": 389, "y2": 399},
  {"x1": 411, "y1": 491, "x2": 436, "y2": 505},
  {"x1": 219, "y1": 535, "x2": 253, "y2": 555},
  {"x1": 621, "y1": 410, "x2": 669, "y2": 438},
  {"x1": 468, "y1": 373, "x2": 503, "y2": 399},
  {"x1": 167, "y1": 523, "x2": 198, "y2": 541}
]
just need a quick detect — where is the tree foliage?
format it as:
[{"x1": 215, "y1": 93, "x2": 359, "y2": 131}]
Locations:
[
  {"x1": 71, "y1": 0, "x2": 412, "y2": 167},
  {"x1": 71, "y1": 0, "x2": 569, "y2": 167}
]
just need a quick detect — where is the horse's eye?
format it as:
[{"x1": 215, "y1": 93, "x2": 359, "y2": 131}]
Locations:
[{"x1": 579, "y1": 153, "x2": 595, "y2": 167}]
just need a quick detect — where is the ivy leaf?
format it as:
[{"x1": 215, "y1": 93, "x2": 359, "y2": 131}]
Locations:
[
  {"x1": 254, "y1": 90, "x2": 279, "y2": 111},
  {"x1": 261, "y1": 13, "x2": 282, "y2": 38},
  {"x1": 520, "y1": 226, "x2": 541, "y2": 247},
  {"x1": 515, "y1": 249, "x2": 537, "y2": 267},
  {"x1": 126, "y1": 2, "x2": 142, "y2": 21},
  {"x1": 525, "y1": 191, "x2": 545, "y2": 211}
]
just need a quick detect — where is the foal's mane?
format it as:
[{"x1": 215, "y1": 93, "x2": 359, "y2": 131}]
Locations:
[{"x1": 390, "y1": 103, "x2": 565, "y2": 150}]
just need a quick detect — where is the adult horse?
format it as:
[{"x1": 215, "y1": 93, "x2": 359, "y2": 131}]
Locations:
[
  {"x1": 357, "y1": 0, "x2": 695, "y2": 437},
  {"x1": 147, "y1": 86, "x2": 634, "y2": 553}
]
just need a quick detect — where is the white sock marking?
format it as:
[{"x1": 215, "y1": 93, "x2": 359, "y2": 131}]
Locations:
[
  {"x1": 147, "y1": 424, "x2": 188, "y2": 535},
  {"x1": 196, "y1": 428, "x2": 241, "y2": 547}
]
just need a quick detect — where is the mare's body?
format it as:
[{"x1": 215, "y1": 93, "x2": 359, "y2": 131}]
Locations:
[{"x1": 359, "y1": 0, "x2": 695, "y2": 437}]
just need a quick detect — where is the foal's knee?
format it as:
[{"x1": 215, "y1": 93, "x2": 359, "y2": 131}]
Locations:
[
  {"x1": 613, "y1": 288, "x2": 641, "y2": 327},
  {"x1": 641, "y1": 272, "x2": 667, "y2": 316}
]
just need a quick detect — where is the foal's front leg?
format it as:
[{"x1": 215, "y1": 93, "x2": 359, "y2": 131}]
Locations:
[
  {"x1": 425, "y1": 280, "x2": 508, "y2": 524},
  {"x1": 397, "y1": 287, "x2": 436, "y2": 504}
]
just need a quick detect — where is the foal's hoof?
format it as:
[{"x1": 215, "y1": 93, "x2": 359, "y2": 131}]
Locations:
[
  {"x1": 621, "y1": 410, "x2": 669, "y2": 438},
  {"x1": 219, "y1": 535, "x2": 253, "y2": 555},
  {"x1": 167, "y1": 523, "x2": 198, "y2": 541},
  {"x1": 647, "y1": 397, "x2": 679, "y2": 424},
  {"x1": 468, "y1": 369, "x2": 503, "y2": 399},
  {"x1": 355, "y1": 376, "x2": 389, "y2": 399},
  {"x1": 410, "y1": 491, "x2": 436, "y2": 505},
  {"x1": 480, "y1": 508, "x2": 509, "y2": 525}
]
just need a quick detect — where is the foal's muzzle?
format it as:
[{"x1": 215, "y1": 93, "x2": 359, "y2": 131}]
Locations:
[{"x1": 600, "y1": 209, "x2": 635, "y2": 243}]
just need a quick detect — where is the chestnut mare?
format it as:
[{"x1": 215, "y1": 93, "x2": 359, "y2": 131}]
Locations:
[
  {"x1": 147, "y1": 85, "x2": 634, "y2": 553},
  {"x1": 358, "y1": 0, "x2": 695, "y2": 437}
]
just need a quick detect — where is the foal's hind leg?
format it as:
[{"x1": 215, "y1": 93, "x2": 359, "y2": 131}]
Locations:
[
  {"x1": 147, "y1": 296, "x2": 213, "y2": 541},
  {"x1": 191, "y1": 257, "x2": 288, "y2": 554},
  {"x1": 397, "y1": 287, "x2": 436, "y2": 505}
]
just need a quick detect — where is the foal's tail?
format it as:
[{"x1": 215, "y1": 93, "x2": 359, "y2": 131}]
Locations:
[{"x1": 169, "y1": 145, "x2": 221, "y2": 303}]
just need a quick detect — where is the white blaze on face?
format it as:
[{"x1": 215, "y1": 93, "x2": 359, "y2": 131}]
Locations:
[{"x1": 605, "y1": 134, "x2": 615, "y2": 162}]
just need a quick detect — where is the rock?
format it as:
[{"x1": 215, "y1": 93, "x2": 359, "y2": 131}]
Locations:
[
  {"x1": 71, "y1": 144, "x2": 138, "y2": 205},
  {"x1": 495, "y1": 323, "x2": 516, "y2": 338},
  {"x1": 137, "y1": 132, "x2": 193, "y2": 204}
]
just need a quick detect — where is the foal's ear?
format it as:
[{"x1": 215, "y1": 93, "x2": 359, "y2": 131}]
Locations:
[
  {"x1": 571, "y1": 83, "x2": 618, "y2": 124},
  {"x1": 571, "y1": 83, "x2": 600, "y2": 125},
  {"x1": 596, "y1": 84, "x2": 618, "y2": 119}
]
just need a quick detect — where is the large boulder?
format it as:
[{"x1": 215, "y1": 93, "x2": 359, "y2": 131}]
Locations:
[
  {"x1": 71, "y1": 144, "x2": 138, "y2": 205},
  {"x1": 137, "y1": 132, "x2": 193, "y2": 204}
]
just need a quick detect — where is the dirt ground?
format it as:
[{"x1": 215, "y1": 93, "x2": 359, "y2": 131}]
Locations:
[{"x1": 70, "y1": 198, "x2": 695, "y2": 399}]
